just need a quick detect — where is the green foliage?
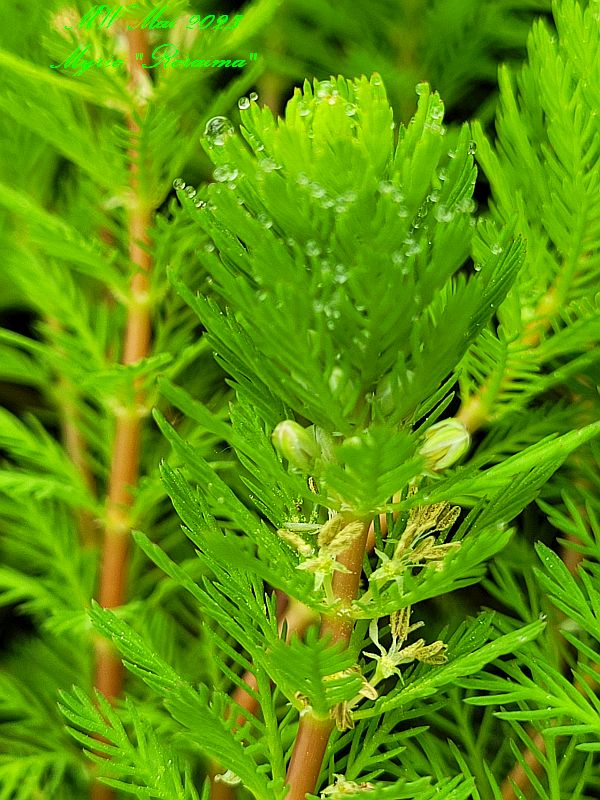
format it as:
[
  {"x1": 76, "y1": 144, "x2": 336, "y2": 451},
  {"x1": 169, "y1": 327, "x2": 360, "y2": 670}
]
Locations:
[
  {"x1": 2, "y1": 1, "x2": 600, "y2": 800},
  {"x1": 460, "y1": 0, "x2": 600, "y2": 426}
]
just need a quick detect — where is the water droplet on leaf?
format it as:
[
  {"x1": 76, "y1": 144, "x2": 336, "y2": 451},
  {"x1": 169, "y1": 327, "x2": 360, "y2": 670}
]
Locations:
[
  {"x1": 213, "y1": 164, "x2": 239, "y2": 182},
  {"x1": 435, "y1": 205, "x2": 454, "y2": 223},
  {"x1": 204, "y1": 116, "x2": 234, "y2": 146},
  {"x1": 238, "y1": 96, "x2": 250, "y2": 110},
  {"x1": 172, "y1": 178, "x2": 185, "y2": 190},
  {"x1": 259, "y1": 157, "x2": 280, "y2": 172}
]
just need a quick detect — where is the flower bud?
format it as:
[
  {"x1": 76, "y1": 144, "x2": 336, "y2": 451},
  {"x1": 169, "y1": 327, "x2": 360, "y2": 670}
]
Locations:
[
  {"x1": 374, "y1": 373, "x2": 396, "y2": 417},
  {"x1": 272, "y1": 420, "x2": 318, "y2": 472},
  {"x1": 419, "y1": 418, "x2": 470, "y2": 471}
]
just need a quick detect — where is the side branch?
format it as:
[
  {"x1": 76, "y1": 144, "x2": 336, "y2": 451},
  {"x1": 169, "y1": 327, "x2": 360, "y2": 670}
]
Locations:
[{"x1": 457, "y1": 286, "x2": 558, "y2": 434}]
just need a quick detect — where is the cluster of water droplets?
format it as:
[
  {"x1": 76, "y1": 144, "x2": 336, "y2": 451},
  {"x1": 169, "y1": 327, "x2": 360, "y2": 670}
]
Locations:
[
  {"x1": 259, "y1": 157, "x2": 282, "y2": 173},
  {"x1": 296, "y1": 81, "x2": 361, "y2": 124},
  {"x1": 295, "y1": 172, "x2": 357, "y2": 214},
  {"x1": 313, "y1": 292, "x2": 344, "y2": 331},
  {"x1": 237, "y1": 91, "x2": 259, "y2": 110},
  {"x1": 172, "y1": 177, "x2": 206, "y2": 209},
  {"x1": 378, "y1": 180, "x2": 409, "y2": 218}
]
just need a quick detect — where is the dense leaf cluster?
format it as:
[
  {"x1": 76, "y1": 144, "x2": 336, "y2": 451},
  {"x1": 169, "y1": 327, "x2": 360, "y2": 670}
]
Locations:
[{"x1": 0, "y1": 1, "x2": 599, "y2": 800}]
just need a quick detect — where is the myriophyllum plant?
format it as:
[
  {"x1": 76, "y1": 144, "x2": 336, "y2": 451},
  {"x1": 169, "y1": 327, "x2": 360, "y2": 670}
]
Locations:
[{"x1": 58, "y1": 73, "x2": 600, "y2": 800}]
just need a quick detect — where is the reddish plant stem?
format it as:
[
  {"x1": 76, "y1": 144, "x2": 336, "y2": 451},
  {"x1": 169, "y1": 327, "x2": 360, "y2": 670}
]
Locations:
[
  {"x1": 94, "y1": 24, "x2": 151, "y2": 702},
  {"x1": 284, "y1": 519, "x2": 370, "y2": 800},
  {"x1": 92, "y1": 27, "x2": 151, "y2": 800}
]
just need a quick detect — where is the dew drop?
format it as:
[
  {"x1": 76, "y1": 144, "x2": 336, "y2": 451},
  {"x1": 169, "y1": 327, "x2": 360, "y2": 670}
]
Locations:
[
  {"x1": 317, "y1": 80, "x2": 335, "y2": 99},
  {"x1": 491, "y1": 242, "x2": 503, "y2": 255},
  {"x1": 378, "y1": 180, "x2": 394, "y2": 194},
  {"x1": 258, "y1": 213, "x2": 273, "y2": 229},
  {"x1": 345, "y1": 103, "x2": 357, "y2": 117},
  {"x1": 249, "y1": 91, "x2": 258, "y2": 102},
  {"x1": 468, "y1": 140, "x2": 477, "y2": 155},
  {"x1": 204, "y1": 116, "x2": 235, "y2": 147},
  {"x1": 438, "y1": 168, "x2": 448, "y2": 182},
  {"x1": 457, "y1": 198, "x2": 476, "y2": 213},
  {"x1": 204, "y1": 243, "x2": 215, "y2": 253},
  {"x1": 334, "y1": 264, "x2": 348, "y2": 284},
  {"x1": 259, "y1": 157, "x2": 280, "y2": 172},
  {"x1": 430, "y1": 105, "x2": 444, "y2": 122},
  {"x1": 213, "y1": 164, "x2": 239, "y2": 182},
  {"x1": 415, "y1": 82, "x2": 428, "y2": 96},
  {"x1": 194, "y1": 199, "x2": 206, "y2": 209},
  {"x1": 184, "y1": 186, "x2": 197, "y2": 199},
  {"x1": 435, "y1": 205, "x2": 454, "y2": 223},
  {"x1": 238, "y1": 96, "x2": 250, "y2": 110},
  {"x1": 172, "y1": 178, "x2": 185, "y2": 190},
  {"x1": 306, "y1": 240, "x2": 321, "y2": 257},
  {"x1": 473, "y1": 263, "x2": 482, "y2": 272}
]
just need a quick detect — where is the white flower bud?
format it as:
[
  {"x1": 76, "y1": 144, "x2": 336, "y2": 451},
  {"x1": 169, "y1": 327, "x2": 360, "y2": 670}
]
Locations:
[
  {"x1": 419, "y1": 418, "x2": 470, "y2": 471},
  {"x1": 272, "y1": 420, "x2": 318, "y2": 472}
]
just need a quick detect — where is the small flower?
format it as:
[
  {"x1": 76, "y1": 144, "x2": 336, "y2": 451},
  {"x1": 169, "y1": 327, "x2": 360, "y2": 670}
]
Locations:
[
  {"x1": 419, "y1": 418, "x2": 470, "y2": 471},
  {"x1": 330, "y1": 701, "x2": 355, "y2": 731},
  {"x1": 292, "y1": 515, "x2": 366, "y2": 595},
  {"x1": 368, "y1": 549, "x2": 404, "y2": 588},
  {"x1": 296, "y1": 551, "x2": 350, "y2": 591},
  {"x1": 364, "y1": 612, "x2": 448, "y2": 686},
  {"x1": 321, "y1": 775, "x2": 374, "y2": 797},
  {"x1": 214, "y1": 770, "x2": 241, "y2": 786},
  {"x1": 277, "y1": 528, "x2": 315, "y2": 557}
]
